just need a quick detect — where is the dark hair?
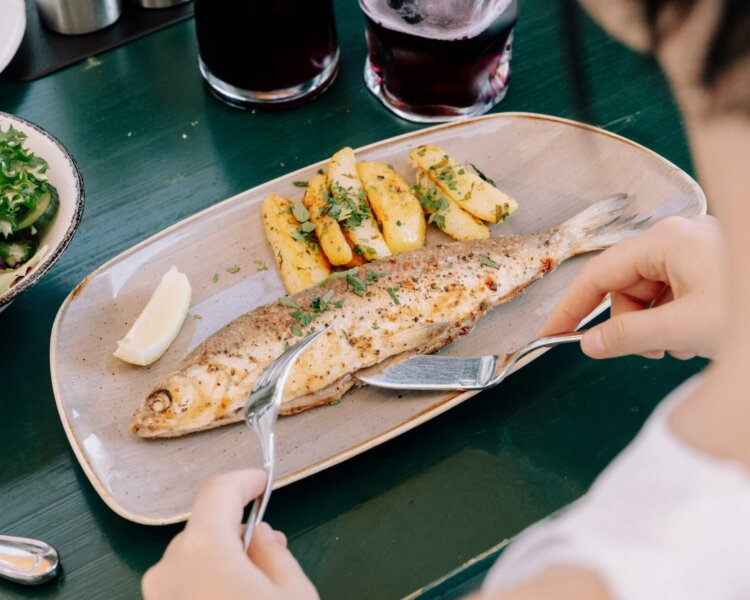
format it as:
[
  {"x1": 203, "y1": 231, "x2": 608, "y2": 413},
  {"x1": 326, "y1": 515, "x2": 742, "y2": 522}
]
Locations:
[
  {"x1": 562, "y1": 0, "x2": 750, "y2": 114},
  {"x1": 645, "y1": 0, "x2": 750, "y2": 90}
]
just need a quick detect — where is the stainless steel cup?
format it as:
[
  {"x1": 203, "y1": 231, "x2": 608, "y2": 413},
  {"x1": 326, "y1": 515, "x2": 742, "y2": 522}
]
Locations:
[{"x1": 37, "y1": 0, "x2": 122, "y2": 35}]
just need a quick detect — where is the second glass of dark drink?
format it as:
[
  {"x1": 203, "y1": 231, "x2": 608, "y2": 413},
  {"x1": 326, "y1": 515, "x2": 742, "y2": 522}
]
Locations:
[
  {"x1": 360, "y1": 0, "x2": 518, "y2": 122},
  {"x1": 195, "y1": 0, "x2": 340, "y2": 108}
]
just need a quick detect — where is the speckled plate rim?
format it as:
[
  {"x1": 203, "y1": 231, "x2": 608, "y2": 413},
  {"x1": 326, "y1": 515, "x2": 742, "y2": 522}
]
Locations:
[
  {"x1": 0, "y1": 112, "x2": 86, "y2": 309},
  {"x1": 49, "y1": 112, "x2": 706, "y2": 525}
]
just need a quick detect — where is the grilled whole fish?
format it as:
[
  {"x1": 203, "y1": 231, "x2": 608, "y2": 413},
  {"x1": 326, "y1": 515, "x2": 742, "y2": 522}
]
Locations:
[{"x1": 132, "y1": 194, "x2": 645, "y2": 438}]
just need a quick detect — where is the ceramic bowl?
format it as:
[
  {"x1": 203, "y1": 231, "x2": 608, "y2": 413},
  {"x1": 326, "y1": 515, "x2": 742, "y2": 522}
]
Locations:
[{"x1": 0, "y1": 112, "x2": 85, "y2": 311}]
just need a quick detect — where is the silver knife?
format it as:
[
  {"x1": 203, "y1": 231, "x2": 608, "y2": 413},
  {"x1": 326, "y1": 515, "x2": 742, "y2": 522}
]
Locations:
[{"x1": 355, "y1": 331, "x2": 584, "y2": 391}]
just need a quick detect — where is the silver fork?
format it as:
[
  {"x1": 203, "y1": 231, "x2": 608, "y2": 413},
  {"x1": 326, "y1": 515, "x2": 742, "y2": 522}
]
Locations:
[
  {"x1": 355, "y1": 331, "x2": 585, "y2": 391},
  {"x1": 242, "y1": 326, "x2": 330, "y2": 551}
]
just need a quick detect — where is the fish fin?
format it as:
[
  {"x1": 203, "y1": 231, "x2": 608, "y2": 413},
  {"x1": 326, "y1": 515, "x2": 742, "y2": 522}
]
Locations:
[{"x1": 560, "y1": 193, "x2": 650, "y2": 253}]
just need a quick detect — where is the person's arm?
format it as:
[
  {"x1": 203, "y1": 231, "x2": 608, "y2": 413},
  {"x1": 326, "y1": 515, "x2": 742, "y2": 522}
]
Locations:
[{"x1": 471, "y1": 1, "x2": 750, "y2": 597}]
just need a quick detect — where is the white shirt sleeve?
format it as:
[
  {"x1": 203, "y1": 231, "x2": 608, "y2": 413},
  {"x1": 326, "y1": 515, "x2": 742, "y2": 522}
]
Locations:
[{"x1": 482, "y1": 376, "x2": 750, "y2": 600}]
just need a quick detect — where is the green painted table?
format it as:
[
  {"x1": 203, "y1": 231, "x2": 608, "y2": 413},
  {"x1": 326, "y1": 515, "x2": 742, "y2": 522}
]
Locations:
[{"x1": 0, "y1": 2, "x2": 706, "y2": 598}]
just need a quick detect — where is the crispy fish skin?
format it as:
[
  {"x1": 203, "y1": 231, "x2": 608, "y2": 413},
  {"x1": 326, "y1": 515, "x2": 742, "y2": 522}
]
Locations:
[{"x1": 131, "y1": 195, "x2": 643, "y2": 438}]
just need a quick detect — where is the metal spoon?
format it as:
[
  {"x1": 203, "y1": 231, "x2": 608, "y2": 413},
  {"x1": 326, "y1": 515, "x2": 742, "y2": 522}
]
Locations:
[{"x1": 0, "y1": 534, "x2": 59, "y2": 585}]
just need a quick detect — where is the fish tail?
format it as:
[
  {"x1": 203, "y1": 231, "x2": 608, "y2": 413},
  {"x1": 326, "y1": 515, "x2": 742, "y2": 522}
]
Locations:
[{"x1": 559, "y1": 193, "x2": 649, "y2": 253}]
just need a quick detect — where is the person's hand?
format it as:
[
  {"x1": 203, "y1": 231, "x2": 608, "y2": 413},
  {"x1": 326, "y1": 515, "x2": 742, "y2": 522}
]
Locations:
[
  {"x1": 540, "y1": 215, "x2": 727, "y2": 360},
  {"x1": 142, "y1": 470, "x2": 319, "y2": 600}
]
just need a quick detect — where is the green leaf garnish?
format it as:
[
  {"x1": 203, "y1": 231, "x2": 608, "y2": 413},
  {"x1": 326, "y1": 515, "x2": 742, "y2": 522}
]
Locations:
[
  {"x1": 428, "y1": 213, "x2": 446, "y2": 230},
  {"x1": 478, "y1": 255, "x2": 500, "y2": 269},
  {"x1": 469, "y1": 163, "x2": 496, "y2": 187},
  {"x1": 291, "y1": 201, "x2": 310, "y2": 223},
  {"x1": 292, "y1": 180, "x2": 309, "y2": 188},
  {"x1": 386, "y1": 287, "x2": 401, "y2": 305},
  {"x1": 278, "y1": 297, "x2": 300, "y2": 309}
]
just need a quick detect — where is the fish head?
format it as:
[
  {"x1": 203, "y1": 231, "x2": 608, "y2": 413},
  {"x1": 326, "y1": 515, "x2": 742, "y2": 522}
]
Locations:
[{"x1": 130, "y1": 374, "x2": 205, "y2": 438}]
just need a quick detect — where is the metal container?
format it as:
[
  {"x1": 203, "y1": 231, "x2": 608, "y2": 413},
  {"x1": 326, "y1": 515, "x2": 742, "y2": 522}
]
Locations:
[
  {"x1": 131, "y1": 0, "x2": 191, "y2": 8},
  {"x1": 37, "y1": 0, "x2": 122, "y2": 35}
]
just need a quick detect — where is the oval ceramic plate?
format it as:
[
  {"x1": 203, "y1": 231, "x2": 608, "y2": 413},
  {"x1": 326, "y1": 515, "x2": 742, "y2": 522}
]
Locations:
[
  {"x1": 0, "y1": 112, "x2": 85, "y2": 311},
  {"x1": 50, "y1": 114, "x2": 705, "y2": 525}
]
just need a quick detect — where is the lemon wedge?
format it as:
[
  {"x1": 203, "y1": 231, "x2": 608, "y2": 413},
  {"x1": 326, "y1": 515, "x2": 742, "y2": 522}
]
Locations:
[{"x1": 114, "y1": 266, "x2": 192, "y2": 366}]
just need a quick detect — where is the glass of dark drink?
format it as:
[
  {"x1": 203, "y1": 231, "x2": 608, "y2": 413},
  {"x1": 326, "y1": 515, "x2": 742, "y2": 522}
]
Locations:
[
  {"x1": 194, "y1": 0, "x2": 340, "y2": 109},
  {"x1": 360, "y1": 0, "x2": 518, "y2": 122}
]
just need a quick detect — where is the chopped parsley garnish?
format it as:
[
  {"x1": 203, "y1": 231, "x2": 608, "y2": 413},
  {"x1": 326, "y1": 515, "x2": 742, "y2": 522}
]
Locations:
[
  {"x1": 469, "y1": 163, "x2": 496, "y2": 187},
  {"x1": 345, "y1": 269, "x2": 384, "y2": 296},
  {"x1": 366, "y1": 270, "x2": 385, "y2": 284},
  {"x1": 310, "y1": 289, "x2": 335, "y2": 312},
  {"x1": 291, "y1": 201, "x2": 310, "y2": 223},
  {"x1": 192, "y1": 313, "x2": 202, "y2": 319},
  {"x1": 324, "y1": 183, "x2": 372, "y2": 229},
  {"x1": 495, "y1": 203, "x2": 510, "y2": 223},
  {"x1": 386, "y1": 286, "x2": 401, "y2": 305},
  {"x1": 372, "y1": 321, "x2": 380, "y2": 330},
  {"x1": 292, "y1": 180, "x2": 309, "y2": 188},
  {"x1": 417, "y1": 186, "x2": 449, "y2": 213},
  {"x1": 291, "y1": 310, "x2": 315, "y2": 327},
  {"x1": 428, "y1": 213, "x2": 446, "y2": 230},
  {"x1": 428, "y1": 158, "x2": 458, "y2": 190},
  {"x1": 345, "y1": 272, "x2": 367, "y2": 296},
  {"x1": 416, "y1": 184, "x2": 448, "y2": 229},
  {"x1": 226, "y1": 265, "x2": 240, "y2": 274},
  {"x1": 281, "y1": 288, "x2": 344, "y2": 336},
  {"x1": 289, "y1": 202, "x2": 319, "y2": 248},
  {"x1": 211, "y1": 273, "x2": 219, "y2": 283},
  {"x1": 254, "y1": 259, "x2": 268, "y2": 271},
  {"x1": 317, "y1": 168, "x2": 325, "y2": 175},
  {"x1": 479, "y1": 255, "x2": 500, "y2": 269},
  {"x1": 396, "y1": 220, "x2": 402, "y2": 227},
  {"x1": 278, "y1": 297, "x2": 300, "y2": 309},
  {"x1": 354, "y1": 244, "x2": 376, "y2": 258},
  {"x1": 318, "y1": 267, "x2": 357, "y2": 287}
]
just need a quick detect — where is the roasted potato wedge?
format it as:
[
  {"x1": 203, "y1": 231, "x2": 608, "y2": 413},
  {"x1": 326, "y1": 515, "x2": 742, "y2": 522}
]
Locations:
[
  {"x1": 262, "y1": 194, "x2": 331, "y2": 294},
  {"x1": 357, "y1": 161, "x2": 426, "y2": 254},
  {"x1": 415, "y1": 172, "x2": 490, "y2": 241},
  {"x1": 327, "y1": 147, "x2": 392, "y2": 261},
  {"x1": 302, "y1": 174, "x2": 353, "y2": 266},
  {"x1": 408, "y1": 145, "x2": 518, "y2": 223}
]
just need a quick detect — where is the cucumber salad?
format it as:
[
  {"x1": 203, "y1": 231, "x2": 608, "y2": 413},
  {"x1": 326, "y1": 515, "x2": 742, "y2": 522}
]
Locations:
[{"x1": 0, "y1": 124, "x2": 59, "y2": 294}]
